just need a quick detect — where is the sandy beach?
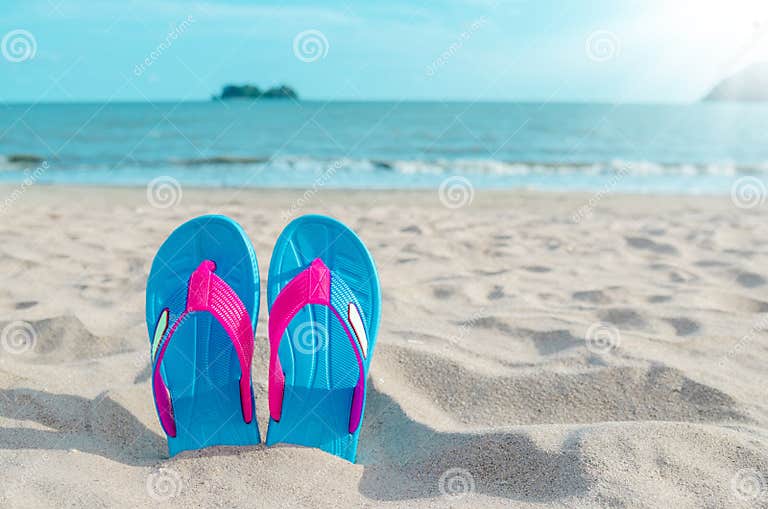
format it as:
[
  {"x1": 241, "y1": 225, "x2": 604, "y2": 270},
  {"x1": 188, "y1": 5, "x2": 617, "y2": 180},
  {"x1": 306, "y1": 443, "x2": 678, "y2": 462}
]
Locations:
[{"x1": 0, "y1": 185, "x2": 766, "y2": 508}]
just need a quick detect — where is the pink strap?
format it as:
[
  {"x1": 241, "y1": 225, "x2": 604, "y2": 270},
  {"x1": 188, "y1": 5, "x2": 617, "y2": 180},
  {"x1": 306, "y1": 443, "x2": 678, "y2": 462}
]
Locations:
[
  {"x1": 268, "y1": 258, "x2": 367, "y2": 433},
  {"x1": 152, "y1": 260, "x2": 254, "y2": 437}
]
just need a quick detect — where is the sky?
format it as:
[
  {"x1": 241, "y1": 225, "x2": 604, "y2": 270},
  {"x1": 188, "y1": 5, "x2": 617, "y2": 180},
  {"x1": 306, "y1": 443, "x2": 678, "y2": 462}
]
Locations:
[{"x1": 1, "y1": 0, "x2": 768, "y2": 103}]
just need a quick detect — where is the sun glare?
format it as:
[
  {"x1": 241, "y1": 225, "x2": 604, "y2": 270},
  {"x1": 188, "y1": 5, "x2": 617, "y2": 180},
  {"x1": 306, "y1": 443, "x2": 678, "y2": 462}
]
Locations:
[
  {"x1": 651, "y1": 0, "x2": 768, "y2": 74},
  {"x1": 679, "y1": 2, "x2": 768, "y2": 47}
]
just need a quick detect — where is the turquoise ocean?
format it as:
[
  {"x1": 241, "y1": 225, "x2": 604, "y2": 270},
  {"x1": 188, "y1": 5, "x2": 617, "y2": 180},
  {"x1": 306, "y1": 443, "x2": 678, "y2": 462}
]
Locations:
[{"x1": 1, "y1": 101, "x2": 767, "y2": 193}]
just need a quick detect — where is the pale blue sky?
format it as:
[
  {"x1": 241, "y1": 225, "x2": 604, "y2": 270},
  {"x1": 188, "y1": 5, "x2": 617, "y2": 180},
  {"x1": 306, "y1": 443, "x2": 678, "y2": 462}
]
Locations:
[{"x1": 1, "y1": 0, "x2": 767, "y2": 103}]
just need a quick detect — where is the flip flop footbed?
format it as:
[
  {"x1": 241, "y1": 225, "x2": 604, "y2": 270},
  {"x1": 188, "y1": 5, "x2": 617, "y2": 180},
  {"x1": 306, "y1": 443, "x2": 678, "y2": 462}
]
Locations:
[
  {"x1": 266, "y1": 215, "x2": 381, "y2": 462},
  {"x1": 146, "y1": 215, "x2": 260, "y2": 456}
]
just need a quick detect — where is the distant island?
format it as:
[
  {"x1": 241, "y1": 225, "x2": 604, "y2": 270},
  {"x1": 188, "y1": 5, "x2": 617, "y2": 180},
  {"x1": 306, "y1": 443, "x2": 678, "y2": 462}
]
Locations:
[
  {"x1": 214, "y1": 84, "x2": 298, "y2": 100},
  {"x1": 703, "y1": 62, "x2": 768, "y2": 102}
]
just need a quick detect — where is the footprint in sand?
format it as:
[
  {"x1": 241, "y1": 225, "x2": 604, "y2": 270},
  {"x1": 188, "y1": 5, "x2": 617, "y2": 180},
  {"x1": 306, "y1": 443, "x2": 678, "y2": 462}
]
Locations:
[
  {"x1": 400, "y1": 225, "x2": 422, "y2": 234},
  {"x1": 525, "y1": 329, "x2": 583, "y2": 355},
  {"x1": 572, "y1": 290, "x2": 610, "y2": 305},
  {"x1": 649, "y1": 263, "x2": 698, "y2": 284},
  {"x1": 694, "y1": 259, "x2": 729, "y2": 268},
  {"x1": 522, "y1": 265, "x2": 551, "y2": 273},
  {"x1": 456, "y1": 316, "x2": 515, "y2": 335},
  {"x1": 669, "y1": 270, "x2": 698, "y2": 284},
  {"x1": 625, "y1": 236, "x2": 678, "y2": 255},
  {"x1": 663, "y1": 317, "x2": 701, "y2": 337},
  {"x1": 597, "y1": 308, "x2": 648, "y2": 329},
  {"x1": 432, "y1": 286, "x2": 455, "y2": 300},
  {"x1": 487, "y1": 285, "x2": 505, "y2": 300},
  {"x1": 734, "y1": 271, "x2": 766, "y2": 288},
  {"x1": 13, "y1": 301, "x2": 37, "y2": 310},
  {"x1": 474, "y1": 268, "x2": 509, "y2": 276}
]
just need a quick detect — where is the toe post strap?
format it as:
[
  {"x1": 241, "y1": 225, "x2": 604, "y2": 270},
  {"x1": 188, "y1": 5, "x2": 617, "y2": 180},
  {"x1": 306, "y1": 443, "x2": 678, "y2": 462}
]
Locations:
[
  {"x1": 268, "y1": 258, "x2": 368, "y2": 433},
  {"x1": 152, "y1": 260, "x2": 255, "y2": 437}
]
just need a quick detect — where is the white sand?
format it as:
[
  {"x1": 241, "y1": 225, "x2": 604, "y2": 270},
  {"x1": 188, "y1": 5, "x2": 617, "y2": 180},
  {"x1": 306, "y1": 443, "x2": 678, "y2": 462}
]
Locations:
[{"x1": 0, "y1": 186, "x2": 766, "y2": 508}]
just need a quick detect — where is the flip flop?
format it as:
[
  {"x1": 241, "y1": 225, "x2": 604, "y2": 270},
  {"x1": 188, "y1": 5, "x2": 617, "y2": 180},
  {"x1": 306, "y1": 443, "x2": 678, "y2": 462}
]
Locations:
[
  {"x1": 265, "y1": 214, "x2": 381, "y2": 462},
  {"x1": 145, "y1": 215, "x2": 260, "y2": 456}
]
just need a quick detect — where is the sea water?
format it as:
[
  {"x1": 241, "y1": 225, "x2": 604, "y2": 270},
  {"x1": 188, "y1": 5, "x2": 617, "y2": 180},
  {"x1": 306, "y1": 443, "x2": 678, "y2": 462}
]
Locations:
[{"x1": 1, "y1": 100, "x2": 767, "y2": 193}]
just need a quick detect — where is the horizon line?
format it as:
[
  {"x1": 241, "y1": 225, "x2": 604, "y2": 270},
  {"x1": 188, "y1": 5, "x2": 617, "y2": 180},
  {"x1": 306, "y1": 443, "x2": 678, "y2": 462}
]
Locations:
[{"x1": 0, "y1": 97, "x2": 714, "y2": 106}]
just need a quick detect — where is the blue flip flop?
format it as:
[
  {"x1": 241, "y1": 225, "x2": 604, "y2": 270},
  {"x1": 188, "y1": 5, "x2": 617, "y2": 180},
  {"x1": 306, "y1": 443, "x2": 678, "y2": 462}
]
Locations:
[
  {"x1": 265, "y1": 214, "x2": 381, "y2": 463},
  {"x1": 145, "y1": 215, "x2": 261, "y2": 456}
]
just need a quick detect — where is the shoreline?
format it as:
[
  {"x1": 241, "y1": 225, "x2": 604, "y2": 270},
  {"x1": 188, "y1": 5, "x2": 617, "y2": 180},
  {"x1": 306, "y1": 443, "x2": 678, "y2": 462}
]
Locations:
[{"x1": 0, "y1": 183, "x2": 743, "y2": 203}]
